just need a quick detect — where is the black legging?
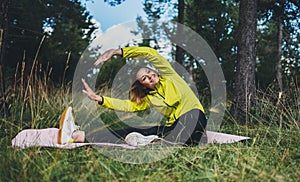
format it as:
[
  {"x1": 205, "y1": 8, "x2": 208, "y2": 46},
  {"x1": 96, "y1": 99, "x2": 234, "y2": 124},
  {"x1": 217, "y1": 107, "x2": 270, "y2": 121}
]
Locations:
[{"x1": 87, "y1": 109, "x2": 207, "y2": 145}]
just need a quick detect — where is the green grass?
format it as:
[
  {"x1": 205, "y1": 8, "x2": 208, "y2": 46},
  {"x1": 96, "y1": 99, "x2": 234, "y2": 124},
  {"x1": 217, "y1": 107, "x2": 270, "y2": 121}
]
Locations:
[
  {"x1": 0, "y1": 67, "x2": 299, "y2": 181},
  {"x1": 1, "y1": 125, "x2": 299, "y2": 181}
]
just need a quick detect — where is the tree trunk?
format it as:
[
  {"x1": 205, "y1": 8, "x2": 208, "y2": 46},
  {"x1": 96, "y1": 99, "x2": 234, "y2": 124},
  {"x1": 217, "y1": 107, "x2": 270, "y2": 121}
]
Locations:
[
  {"x1": 175, "y1": 0, "x2": 185, "y2": 65},
  {"x1": 276, "y1": 19, "x2": 283, "y2": 92},
  {"x1": 232, "y1": 0, "x2": 258, "y2": 124},
  {"x1": 0, "y1": 0, "x2": 9, "y2": 116},
  {"x1": 275, "y1": 1, "x2": 284, "y2": 105}
]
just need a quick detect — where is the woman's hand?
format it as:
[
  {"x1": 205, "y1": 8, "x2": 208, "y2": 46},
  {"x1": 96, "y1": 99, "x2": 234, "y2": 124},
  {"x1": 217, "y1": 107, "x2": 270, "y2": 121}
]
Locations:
[
  {"x1": 81, "y1": 78, "x2": 102, "y2": 102},
  {"x1": 94, "y1": 48, "x2": 122, "y2": 66}
]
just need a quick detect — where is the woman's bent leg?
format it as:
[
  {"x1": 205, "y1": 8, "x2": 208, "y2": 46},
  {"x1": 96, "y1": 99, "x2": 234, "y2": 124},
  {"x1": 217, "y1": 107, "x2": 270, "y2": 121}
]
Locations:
[{"x1": 163, "y1": 109, "x2": 207, "y2": 145}]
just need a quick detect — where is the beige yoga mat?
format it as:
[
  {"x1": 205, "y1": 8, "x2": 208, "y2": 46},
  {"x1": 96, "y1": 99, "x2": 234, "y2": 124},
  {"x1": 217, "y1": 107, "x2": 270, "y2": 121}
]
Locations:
[
  {"x1": 205, "y1": 131, "x2": 250, "y2": 144},
  {"x1": 11, "y1": 128, "x2": 250, "y2": 149}
]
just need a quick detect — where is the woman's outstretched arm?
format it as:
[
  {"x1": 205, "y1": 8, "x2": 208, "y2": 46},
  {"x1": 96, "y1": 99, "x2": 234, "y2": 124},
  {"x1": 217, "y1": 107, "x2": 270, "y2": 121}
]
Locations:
[
  {"x1": 81, "y1": 78, "x2": 103, "y2": 103},
  {"x1": 94, "y1": 48, "x2": 122, "y2": 66},
  {"x1": 81, "y1": 78, "x2": 150, "y2": 111}
]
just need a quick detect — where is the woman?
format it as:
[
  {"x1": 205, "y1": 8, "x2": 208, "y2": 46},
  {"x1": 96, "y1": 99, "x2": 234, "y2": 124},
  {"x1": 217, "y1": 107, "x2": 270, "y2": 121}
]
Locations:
[{"x1": 82, "y1": 46, "x2": 207, "y2": 145}]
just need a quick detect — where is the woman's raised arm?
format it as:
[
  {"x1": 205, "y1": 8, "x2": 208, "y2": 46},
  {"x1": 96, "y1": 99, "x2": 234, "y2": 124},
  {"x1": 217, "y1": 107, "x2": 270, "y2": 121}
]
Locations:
[{"x1": 94, "y1": 48, "x2": 122, "y2": 66}]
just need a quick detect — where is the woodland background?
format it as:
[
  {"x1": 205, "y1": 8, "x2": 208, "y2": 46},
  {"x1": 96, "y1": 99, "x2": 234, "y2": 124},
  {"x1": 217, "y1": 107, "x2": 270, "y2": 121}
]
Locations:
[
  {"x1": 0, "y1": 0, "x2": 299, "y2": 181},
  {"x1": 0, "y1": 0, "x2": 299, "y2": 122}
]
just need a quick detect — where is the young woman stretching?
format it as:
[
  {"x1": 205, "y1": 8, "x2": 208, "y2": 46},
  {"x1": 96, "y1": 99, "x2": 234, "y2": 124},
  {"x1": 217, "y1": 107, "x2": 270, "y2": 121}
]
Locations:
[{"x1": 82, "y1": 46, "x2": 207, "y2": 145}]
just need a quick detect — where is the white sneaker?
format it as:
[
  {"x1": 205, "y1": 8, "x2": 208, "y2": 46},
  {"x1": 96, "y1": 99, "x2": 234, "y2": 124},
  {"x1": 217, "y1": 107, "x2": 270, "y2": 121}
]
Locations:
[
  {"x1": 57, "y1": 107, "x2": 79, "y2": 144},
  {"x1": 125, "y1": 132, "x2": 158, "y2": 147}
]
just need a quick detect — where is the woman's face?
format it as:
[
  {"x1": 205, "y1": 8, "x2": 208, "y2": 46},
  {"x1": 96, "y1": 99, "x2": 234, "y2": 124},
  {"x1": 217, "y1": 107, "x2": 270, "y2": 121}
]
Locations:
[{"x1": 136, "y1": 67, "x2": 159, "y2": 89}]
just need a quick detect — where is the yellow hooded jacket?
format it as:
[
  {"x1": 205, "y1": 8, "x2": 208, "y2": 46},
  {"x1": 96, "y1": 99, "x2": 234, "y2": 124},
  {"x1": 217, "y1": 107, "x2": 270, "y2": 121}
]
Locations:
[{"x1": 102, "y1": 46, "x2": 205, "y2": 126}]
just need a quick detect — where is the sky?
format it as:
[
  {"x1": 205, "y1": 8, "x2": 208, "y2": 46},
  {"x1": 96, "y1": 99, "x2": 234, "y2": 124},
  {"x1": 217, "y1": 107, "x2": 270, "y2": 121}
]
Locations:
[
  {"x1": 80, "y1": 0, "x2": 175, "y2": 59},
  {"x1": 83, "y1": 0, "x2": 146, "y2": 32}
]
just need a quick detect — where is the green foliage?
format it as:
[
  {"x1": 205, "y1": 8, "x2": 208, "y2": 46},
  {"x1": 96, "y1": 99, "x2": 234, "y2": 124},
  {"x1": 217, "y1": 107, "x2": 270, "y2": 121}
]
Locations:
[
  {"x1": 41, "y1": 0, "x2": 97, "y2": 83},
  {"x1": 256, "y1": 18, "x2": 278, "y2": 89},
  {"x1": 143, "y1": 0, "x2": 173, "y2": 19},
  {"x1": 5, "y1": 0, "x2": 96, "y2": 84},
  {"x1": 104, "y1": 0, "x2": 126, "y2": 6},
  {"x1": 6, "y1": 0, "x2": 45, "y2": 67},
  {"x1": 182, "y1": 0, "x2": 239, "y2": 103},
  {"x1": 257, "y1": 0, "x2": 300, "y2": 88},
  {"x1": 138, "y1": 0, "x2": 299, "y2": 94},
  {"x1": 95, "y1": 56, "x2": 126, "y2": 90}
]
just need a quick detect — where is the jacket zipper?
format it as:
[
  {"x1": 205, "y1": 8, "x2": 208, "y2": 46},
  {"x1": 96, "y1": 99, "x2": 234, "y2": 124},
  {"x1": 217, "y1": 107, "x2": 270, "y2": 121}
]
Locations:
[{"x1": 155, "y1": 91, "x2": 177, "y2": 110}]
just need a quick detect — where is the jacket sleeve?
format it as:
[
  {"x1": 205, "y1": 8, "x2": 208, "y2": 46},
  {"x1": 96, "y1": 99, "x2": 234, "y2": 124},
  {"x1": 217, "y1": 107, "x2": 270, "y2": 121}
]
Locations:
[
  {"x1": 101, "y1": 96, "x2": 150, "y2": 112},
  {"x1": 122, "y1": 46, "x2": 176, "y2": 76}
]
